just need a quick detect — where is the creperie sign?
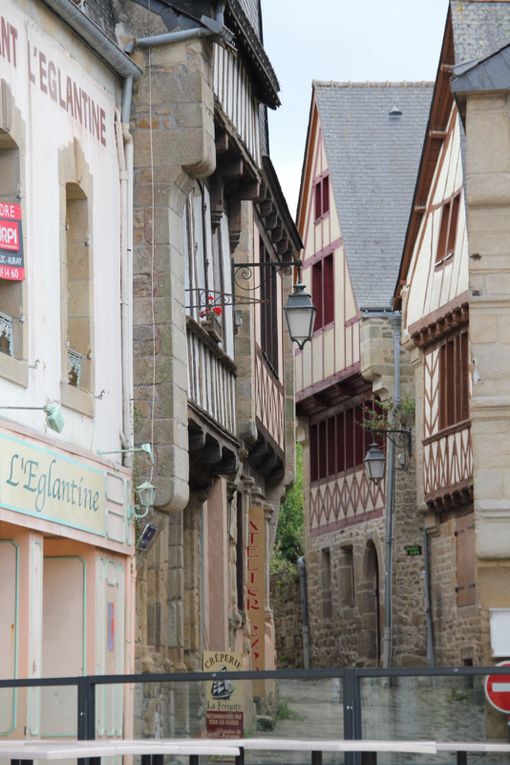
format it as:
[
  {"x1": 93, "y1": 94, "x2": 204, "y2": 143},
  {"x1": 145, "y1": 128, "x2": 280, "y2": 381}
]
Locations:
[{"x1": 0, "y1": 203, "x2": 24, "y2": 281}]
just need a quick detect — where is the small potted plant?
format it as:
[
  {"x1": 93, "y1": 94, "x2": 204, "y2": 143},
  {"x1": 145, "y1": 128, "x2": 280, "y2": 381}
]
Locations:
[{"x1": 200, "y1": 294, "x2": 223, "y2": 342}]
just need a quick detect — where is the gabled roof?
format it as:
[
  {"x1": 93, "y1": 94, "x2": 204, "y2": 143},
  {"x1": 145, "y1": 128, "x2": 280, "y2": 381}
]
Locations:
[
  {"x1": 394, "y1": 1, "x2": 510, "y2": 308},
  {"x1": 314, "y1": 81, "x2": 433, "y2": 309}
]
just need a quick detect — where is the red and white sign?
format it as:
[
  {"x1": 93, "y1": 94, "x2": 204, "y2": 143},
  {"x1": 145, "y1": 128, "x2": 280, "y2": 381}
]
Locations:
[
  {"x1": 0, "y1": 202, "x2": 24, "y2": 281},
  {"x1": 485, "y1": 661, "x2": 510, "y2": 713}
]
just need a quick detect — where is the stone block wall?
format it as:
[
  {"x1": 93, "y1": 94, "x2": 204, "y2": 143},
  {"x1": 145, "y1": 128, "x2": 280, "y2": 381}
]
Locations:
[
  {"x1": 270, "y1": 566, "x2": 303, "y2": 668},
  {"x1": 426, "y1": 514, "x2": 483, "y2": 666},
  {"x1": 465, "y1": 91, "x2": 510, "y2": 666}
]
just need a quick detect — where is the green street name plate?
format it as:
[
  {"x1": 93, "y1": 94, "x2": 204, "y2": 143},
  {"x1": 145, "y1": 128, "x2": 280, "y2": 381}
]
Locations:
[{"x1": 404, "y1": 545, "x2": 422, "y2": 556}]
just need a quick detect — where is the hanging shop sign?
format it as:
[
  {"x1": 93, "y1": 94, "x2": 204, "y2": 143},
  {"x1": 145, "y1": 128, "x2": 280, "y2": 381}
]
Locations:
[
  {"x1": 247, "y1": 505, "x2": 266, "y2": 696},
  {"x1": 0, "y1": 203, "x2": 24, "y2": 281},
  {"x1": 0, "y1": 431, "x2": 106, "y2": 535},
  {"x1": 204, "y1": 651, "x2": 244, "y2": 737}
]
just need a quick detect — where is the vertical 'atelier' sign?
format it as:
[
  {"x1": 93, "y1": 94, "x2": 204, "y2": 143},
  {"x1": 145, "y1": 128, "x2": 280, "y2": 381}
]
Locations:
[{"x1": 247, "y1": 505, "x2": 266, "y2": 691}]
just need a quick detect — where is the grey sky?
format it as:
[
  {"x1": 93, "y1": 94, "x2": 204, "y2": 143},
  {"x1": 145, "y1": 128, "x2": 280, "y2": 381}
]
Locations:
[{"x1": 260, "y1": 0, "x2": 450, "y2": 215}]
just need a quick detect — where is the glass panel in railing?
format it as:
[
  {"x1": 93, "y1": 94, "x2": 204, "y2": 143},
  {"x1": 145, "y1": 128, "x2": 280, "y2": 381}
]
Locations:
[
  {"x1": 101, "y1": 674, "x2": 346, "y2": 765},
  {"x1": 360, "y1": 672, "x2": 510, "y2": 765}
]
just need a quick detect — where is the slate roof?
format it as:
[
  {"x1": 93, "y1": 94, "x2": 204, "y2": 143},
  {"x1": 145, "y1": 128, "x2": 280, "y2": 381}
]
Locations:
[
  {"x1": 451, "y1": 0, "x2": 510, "y2": 66},
  {"x1": 314, "y1": 82, "x2": 433, "y2": 309},
  {"x1": 452, "y1": 42, "x2": 510, "y2": 97}
]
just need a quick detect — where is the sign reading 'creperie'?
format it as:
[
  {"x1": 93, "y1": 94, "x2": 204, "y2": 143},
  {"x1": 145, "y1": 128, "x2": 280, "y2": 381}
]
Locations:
[
  {"x1": 0, "y1": 12, "x2": 108, "y2": 147},
  {"x1": 0, "y1": 203, "x2": 24, "y2": 281}
]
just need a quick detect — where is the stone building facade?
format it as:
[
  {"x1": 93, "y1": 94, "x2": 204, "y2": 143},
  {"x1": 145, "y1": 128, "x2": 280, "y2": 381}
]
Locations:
[
  {"x1": 298, "y1": 1, "x2": 510, "y2": 671},
  {"x1": 113, "y1": 0, "x2": 300, "y2": 728},
  {"x1": 446, "y1": 3, "x2": 510, "y2": 672},
  {"x1": 395, "y1": 1, "x2": 510, "y2": 668},
  {"x1": 295, "y1": 82, "x2": 432, "y2": 667}
]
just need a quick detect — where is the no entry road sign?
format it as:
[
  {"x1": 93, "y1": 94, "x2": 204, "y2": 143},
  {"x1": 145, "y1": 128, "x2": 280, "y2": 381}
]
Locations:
[{"x1": 485, "y1": 661, "x2": 510, "y2": 713}]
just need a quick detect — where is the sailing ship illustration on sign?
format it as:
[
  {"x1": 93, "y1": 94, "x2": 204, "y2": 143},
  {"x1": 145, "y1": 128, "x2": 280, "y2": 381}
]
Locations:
[{"x1": 211, "y1": 666, "x2": 235, "y2": 700}]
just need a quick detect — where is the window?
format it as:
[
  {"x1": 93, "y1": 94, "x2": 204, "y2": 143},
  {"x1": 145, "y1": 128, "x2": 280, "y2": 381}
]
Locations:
[
  {"x1": 260, "y1": 238, "x2": 279, "y2": 374},
  {"x1": 321, "y1": 547, "x2": 332, "y2": 618},
  {"x1": 436, "y1": 193, "x2": 461, "y2": 265},
  {"x1": 338, "y1": 546, "x2": 354, "y2": 608},
  {"x1": 0, "y1": 131, "x2": 23, "y2": 360},
  {"x1": 456, "y1": 512, "x2": 475, "y2": 606},
  {"x1": 63, "y1": 182, "x2": 92, "y2": 391},
  {"x1": 439, "y1": 329, "x2": 469, "y2": 430},
  {"x1": 184, "y1": 185, "x2": 234, "y2": 357},
  {"x1": 310, "y1": 400, "x2": 376, "y2": 483},
  {"x1": 312, "y1": 253, "x2": 334, "y2": 331},
  {"x1": 314, "y1": 175, "x2": 330, "y2": 221}
]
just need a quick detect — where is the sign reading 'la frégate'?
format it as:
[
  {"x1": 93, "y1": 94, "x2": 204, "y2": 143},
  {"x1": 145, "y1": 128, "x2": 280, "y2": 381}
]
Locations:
[{"x1": 0, "y1": 433, "x2": 106, "y2": 536}]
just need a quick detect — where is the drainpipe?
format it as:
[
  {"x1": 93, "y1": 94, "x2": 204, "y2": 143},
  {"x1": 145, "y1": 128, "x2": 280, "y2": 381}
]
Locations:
[
  {"x1": 125, "y1": 2, "x2": 228, "y2": 53},
  {"x1": 116, "y1": 76, "x2": 135, "y2": 462},
  {"x1": 297, "y1": 556, "x2": 310, "y2": 669},
  {"x1": 381, "y1": 312, "x2": 401, "y2": 669},
  {"x1": 423, "y1": 527, "x2": 435, "y2": 666}
]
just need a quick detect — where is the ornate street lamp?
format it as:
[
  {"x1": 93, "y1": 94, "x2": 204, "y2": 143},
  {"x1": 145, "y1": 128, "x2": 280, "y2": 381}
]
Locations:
[
  {"x1": 283, "y1": 282, "x2": 316, "y2": 350},
  {"x1": 134, "y1": 480, "x2": 157, "y2": 519},
  {"x1": 231, "y1": 259, "x2": 316, "y2": 351},
  {"x1": 363, "y1": 441, "x2": 386, "y2": 484}
]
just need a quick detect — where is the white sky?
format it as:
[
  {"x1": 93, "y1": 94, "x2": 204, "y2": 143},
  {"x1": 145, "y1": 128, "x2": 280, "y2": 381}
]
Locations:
[{"x1": 260, "y1": 0, "x2": 450, "y2": 216}]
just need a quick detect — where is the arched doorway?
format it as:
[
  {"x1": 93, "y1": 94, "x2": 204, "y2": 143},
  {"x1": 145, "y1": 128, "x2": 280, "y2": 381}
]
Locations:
[{"x1": 362, "y1": 540, "x2": 381, "y2": 665}]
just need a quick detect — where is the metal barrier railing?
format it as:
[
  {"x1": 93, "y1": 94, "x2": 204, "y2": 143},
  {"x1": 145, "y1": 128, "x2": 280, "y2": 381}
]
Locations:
[{"x1": 1, "y1": 665, "x2": 509, "y2": 761}]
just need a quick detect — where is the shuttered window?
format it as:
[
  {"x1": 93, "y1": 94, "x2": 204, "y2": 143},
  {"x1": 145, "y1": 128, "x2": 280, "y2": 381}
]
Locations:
[
  {"x1": 314, "y1": 174, "x2": 330, "y2": 221},
  {"x1": 260, "y1": 238, "x2": 279, "y2": 375},
  {"x1": 436, "y1": 192, "x2": 461, "y2": 265},
  {"x1": 439, "y1": 328, "x2": 469, "y2": 430},
  {"x1": 309, "y1": 400, "x2": 378, "y2": 483},
  {"x1": 456, "y1": 513, "x2": 476, "y2": 607},
  {"x1": 321, "y1": 547, "x2": 332, "y2": 618},
  {"x1": 312, "y1": 253, "x2": 334, "y2": 331}
]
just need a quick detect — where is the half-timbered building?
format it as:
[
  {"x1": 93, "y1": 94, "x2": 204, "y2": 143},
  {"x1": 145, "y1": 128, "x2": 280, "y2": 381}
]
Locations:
[
  {"x1": 115, "y1": 0, "x2": 299, "y2": 727},
  {"x1": 396, "y1": 0, "x2": 510, "y2": 667},
  {"x1": 296, "y1": 81, "x2": 432, "y2": 666}
]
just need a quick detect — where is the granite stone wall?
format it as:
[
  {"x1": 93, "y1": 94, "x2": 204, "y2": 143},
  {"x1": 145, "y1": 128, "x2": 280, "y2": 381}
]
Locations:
[{"x1": 270, "y1": 566, "x2": 303, "y2": 668}]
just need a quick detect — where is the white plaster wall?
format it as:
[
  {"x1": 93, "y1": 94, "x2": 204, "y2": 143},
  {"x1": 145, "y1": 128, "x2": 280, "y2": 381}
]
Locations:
[{"x1": 0, "y1": 0, "x2": 124, "y2": 455}]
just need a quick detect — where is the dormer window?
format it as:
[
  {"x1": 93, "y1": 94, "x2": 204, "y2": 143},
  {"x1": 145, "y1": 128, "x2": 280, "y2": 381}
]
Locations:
[{"x1": 436, "y1": 193, "x2": 460, "y2": 266}]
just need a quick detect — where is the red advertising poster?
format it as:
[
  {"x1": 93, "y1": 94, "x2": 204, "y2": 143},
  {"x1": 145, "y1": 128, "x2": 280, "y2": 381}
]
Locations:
[{"x1": 0, "y1": 202, "x2": 24, "y2": 280}]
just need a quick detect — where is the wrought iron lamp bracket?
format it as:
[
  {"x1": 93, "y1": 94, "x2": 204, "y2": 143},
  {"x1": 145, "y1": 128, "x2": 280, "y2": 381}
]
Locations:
[
  {"x1": 373, "y1": 427, "x2": 412, "y2": 460},
  {"x1": 232, "y1": 259, "x2": 301, "y2": 291}
]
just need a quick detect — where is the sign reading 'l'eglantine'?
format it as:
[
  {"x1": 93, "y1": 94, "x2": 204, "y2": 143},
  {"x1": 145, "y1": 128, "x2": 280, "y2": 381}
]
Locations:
[{"x1": 0, "y1": 432, "x2": 106, "y2": 535}]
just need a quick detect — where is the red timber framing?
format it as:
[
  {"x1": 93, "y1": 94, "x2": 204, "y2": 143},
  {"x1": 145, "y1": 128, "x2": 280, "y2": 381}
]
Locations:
[
  {"x1": 414, "y1": 302, "x2": 473, "y2": 511},
  {"x1": 308, "y1": 395, "x2": 384, "y2": 535}
]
